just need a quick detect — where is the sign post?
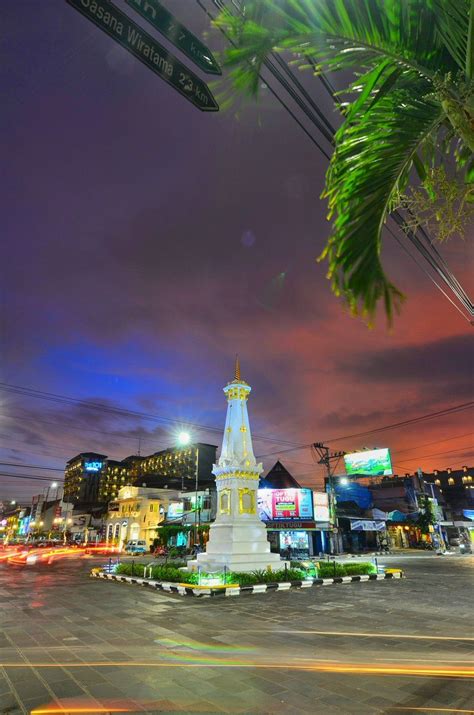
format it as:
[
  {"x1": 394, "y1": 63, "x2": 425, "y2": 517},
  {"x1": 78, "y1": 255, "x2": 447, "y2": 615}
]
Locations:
[
  {"x1": 65, "y1": 0, "x2": 218, "y2": 111},
  {"x1": 125, "y1": 0, "x2": 221, "y2": 75}
]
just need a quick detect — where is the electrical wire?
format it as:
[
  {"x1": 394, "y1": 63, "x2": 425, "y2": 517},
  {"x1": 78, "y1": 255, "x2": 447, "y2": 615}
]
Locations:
[
  {"x1": 205, "y1": 0, "x2": 473, "y2": 321},
  {"x1": 0, "y1": 382, "x2": 302, "y2": 448},
  {"x1": 0, "y1": 462, "x2": 64, "y2": 472},
  {"x1": 256, "y1": 401, "x2": 474, "y2": 458}
]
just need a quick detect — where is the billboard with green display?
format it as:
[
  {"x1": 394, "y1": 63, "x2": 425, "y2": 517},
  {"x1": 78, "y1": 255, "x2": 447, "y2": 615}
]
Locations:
[{"x1": 344, "y1": 448, "x2": 392, "y2": 477}]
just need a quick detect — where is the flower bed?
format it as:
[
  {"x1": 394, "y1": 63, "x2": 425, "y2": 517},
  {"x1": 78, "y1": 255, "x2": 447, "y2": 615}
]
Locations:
[{"x1": 114, "y1": 560, "x2": 376, "y2": 585}]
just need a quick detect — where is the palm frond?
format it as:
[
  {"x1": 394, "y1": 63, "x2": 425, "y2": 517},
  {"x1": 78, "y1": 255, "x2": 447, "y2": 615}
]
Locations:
[
  {"x1": 321, "y1": 75, "x2": 444, "y2": 323},
  {"x1": 218, "y1": 0, "x2": 458, "y2": 89},
  {"x1": 431, "y1": 0, "x2": 472, "y2": 76}
]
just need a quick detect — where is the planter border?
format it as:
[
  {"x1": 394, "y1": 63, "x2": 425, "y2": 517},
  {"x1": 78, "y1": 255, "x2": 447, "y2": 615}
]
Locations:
[{"x1": 91, "y1": 570, "x2": 403, "y2": 597}]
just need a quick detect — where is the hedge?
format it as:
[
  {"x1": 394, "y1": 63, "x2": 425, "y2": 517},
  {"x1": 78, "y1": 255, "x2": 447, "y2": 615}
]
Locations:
[{"x1": 113, "y1": 560, "x2": 376, "y2": 584}]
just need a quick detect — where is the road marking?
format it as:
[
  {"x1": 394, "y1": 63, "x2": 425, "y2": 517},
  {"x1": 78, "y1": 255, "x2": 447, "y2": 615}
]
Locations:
[{"x1": 261, "y1": 630, "x2": 474, "y2": 642}]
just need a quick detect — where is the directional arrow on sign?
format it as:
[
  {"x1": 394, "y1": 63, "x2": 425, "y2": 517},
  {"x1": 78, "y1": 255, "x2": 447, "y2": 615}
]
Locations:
[
  {"x1": 125, "y1": 0, "x2": 221, "y2": 75},
  {"x1": 65, "y1": 0, "x2": 218, "y2": 112}
]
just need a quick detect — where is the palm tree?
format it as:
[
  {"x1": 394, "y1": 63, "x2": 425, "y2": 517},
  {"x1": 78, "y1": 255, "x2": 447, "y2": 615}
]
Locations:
[{"x1": 216, "y1": 0, "x2": 473, "y2": 323}]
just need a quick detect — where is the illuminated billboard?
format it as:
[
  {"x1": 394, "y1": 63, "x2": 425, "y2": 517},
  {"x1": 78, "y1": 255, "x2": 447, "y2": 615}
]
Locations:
[
  {"x1": 257, "y1": 488, "x2": 313, "y2": 521},
  {"x1": 313, "y1": 492, "x2": 330, "y2": 522},
  {"x1": 344, "y1": 448, "x2": 392, "y2": 477},
  {"x1": 167, "y1": 502, "x2": 184, "y2": 520},
  {"x1": 84, "y1": 461, "x2": 103, "y2": 472}
]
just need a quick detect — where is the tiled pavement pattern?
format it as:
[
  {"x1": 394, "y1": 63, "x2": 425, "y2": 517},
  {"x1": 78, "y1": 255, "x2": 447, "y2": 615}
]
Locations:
[{"x1": 0, "y1": 555, "x2": 472, "y2": 714}]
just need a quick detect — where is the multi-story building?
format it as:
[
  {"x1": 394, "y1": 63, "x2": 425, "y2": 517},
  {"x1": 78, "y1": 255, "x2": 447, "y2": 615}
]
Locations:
[
  {"x1": 64, "y1": 443, "x2": 218, "y2": 503},
  {"x1": 424, "y1": 466, "x2": 474, "y2": 519},
  {"x1": 105, "y1": 485, "x2": 180, "y2": 549},
  {"x1": 64, "y1": 453, "x2": 107, "y2": 503}
]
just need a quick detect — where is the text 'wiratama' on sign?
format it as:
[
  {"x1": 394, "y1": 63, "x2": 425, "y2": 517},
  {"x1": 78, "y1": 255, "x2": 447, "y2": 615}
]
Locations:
[{"x1": 65, "y1": 0, "x2": 218, "y2": 111}]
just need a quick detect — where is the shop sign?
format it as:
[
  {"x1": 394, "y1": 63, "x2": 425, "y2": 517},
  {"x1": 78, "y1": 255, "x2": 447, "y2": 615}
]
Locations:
[
  {"x1": 350, "y1": 520, "x2": 386, "y2": 531},
  {"x1": 257, "y1": 488, "x2": 313, "y2": 521},
  {"x1": 313, "y1": 492, "x2": 330, "y2": 522},
  {"x1": 265, "y1": 520, "x2": 317, "y2": 530}
]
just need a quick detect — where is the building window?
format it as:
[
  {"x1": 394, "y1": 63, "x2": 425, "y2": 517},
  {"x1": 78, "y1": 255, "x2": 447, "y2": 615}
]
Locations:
[
  {"x1": 448, "y1": 477, "x2": 454, "y2": 485},
  {"x1": 149, "y1": 504, "x2": 154, "y2": 512},
  {"x1": 435, "y1": 479, "x2": 441, "y2": 486}
]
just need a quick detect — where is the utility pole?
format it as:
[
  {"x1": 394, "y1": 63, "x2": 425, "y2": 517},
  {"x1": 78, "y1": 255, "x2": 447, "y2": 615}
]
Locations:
[
  {"x1": 313, "y1": 443, "x2": 346, "y2": 555},
  {"x1": 194, "y1": 446, "x2": 200, "y2": 548}
]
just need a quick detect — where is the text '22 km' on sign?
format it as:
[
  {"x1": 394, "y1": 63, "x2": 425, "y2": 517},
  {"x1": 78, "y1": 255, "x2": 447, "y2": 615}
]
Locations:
[
  {"x1": 65, "y1": 0, "x2": 218, "y2": 111},
  {"x1": 125, "y1": 0, "x2": 221, "y2": 75}
]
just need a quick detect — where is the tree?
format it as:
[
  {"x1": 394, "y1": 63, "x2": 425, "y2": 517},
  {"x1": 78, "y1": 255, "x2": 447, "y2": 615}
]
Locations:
[
  {"x1": 216, "y1": 0, "x2": 473, "y2": 323},
  {"x1": 416, "y1": 494, "x2": 437, "y2": 534}
]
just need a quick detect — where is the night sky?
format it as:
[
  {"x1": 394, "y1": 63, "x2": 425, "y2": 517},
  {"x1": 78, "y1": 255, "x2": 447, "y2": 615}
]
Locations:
[{"x1": 1, "y1": 1, "x2": 473, "y2": 503}]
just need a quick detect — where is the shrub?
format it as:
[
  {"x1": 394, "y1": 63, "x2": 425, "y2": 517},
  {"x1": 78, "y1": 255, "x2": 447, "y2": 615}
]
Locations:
[
  {"x1": 115, "y1": 562, "x2": 146, "y2": 577},
  {"x1": 317, "y1": 561, "x2": 346, "y2": 578},
  {"x1": 341, "y1": 562, "x2": 376, "y2": 576},
  {"x1": 112, "y1": 560, "x2": 376, "y2": 585}
]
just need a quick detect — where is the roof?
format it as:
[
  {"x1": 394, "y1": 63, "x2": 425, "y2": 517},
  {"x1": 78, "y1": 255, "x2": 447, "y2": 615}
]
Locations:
[{"x1": 260, "y1": 461, "x2": 302, "y2": 489}]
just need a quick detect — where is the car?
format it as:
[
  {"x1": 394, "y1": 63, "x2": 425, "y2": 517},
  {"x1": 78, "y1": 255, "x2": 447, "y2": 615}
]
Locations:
[{"x1": 124, "y1": 540, "x2": 147, "y2": 554}]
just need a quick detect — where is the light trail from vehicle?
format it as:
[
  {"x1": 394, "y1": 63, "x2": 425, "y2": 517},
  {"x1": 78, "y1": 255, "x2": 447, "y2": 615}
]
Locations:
[
  {"x1": 389, "y1": 709, "x2": 474, "y2": 713},
  {"x1": 4, "y1": 544, "x2": 120, "y2": 566},
  {"x1": 32, "y1": 709, "x2": 132, "y2": 714},
  {"x1": 1, "y1": 661, "x2": 472, "y2": 678},
  {"x1": 264, "y1": 629, "x2": 474, "y2": 642}
]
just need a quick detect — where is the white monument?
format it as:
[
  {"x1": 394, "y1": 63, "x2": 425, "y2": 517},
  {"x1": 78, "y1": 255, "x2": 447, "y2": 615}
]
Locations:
[{"x1": 188, "y1": 358, "x2": 285, "y2": 574}]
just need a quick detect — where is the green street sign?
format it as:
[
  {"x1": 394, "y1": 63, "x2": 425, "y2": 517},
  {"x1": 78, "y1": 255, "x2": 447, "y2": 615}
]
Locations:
[
  {"x1": 65, "y1": 0, "x2": 218, "y2": 112},
  {"x1": 125, "y1": 0, "x2": 221, "y2": 76}
]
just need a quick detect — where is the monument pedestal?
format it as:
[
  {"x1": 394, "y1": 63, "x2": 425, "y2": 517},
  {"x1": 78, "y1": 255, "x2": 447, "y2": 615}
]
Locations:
[{"x1": 188, "y1": 521, "x2": 286, "y2": 573}]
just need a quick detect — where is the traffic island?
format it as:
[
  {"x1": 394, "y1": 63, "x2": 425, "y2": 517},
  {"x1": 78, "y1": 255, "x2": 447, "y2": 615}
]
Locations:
[{"x1": 90, "y1": 568, "x2": 403, "y2": 597}]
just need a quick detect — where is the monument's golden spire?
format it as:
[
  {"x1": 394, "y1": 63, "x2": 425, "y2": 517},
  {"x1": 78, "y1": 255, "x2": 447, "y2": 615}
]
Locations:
[{"x1": 234, "y1": 354, "x2": 241, "y2": 382}]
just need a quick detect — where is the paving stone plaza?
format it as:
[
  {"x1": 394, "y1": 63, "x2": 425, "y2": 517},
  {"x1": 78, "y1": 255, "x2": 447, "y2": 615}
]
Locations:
[{"x1": 0, "y1": 554, "x2": 472, "y2": 714}]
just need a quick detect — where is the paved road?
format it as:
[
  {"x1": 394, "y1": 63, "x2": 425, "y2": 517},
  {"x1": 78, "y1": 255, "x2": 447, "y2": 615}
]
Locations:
[{"x1": 0, "y1": 554, "x2": 472, "y2": 714}]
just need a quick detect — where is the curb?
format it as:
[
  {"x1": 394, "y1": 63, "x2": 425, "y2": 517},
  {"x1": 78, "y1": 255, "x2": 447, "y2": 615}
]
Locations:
[{"x1": 91, "y1": 570, "x2": 403, "y2": 597}]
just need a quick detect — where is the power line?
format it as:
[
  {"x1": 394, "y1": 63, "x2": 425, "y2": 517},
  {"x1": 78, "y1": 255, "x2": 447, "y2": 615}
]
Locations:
[
  {"x1": 396, "y1": 445, "x2": 473, "y2": 464},
  {"x1": 0, "y1": 382, "x2": 301, "y2": 448},
  {"x1": 395, "y1": 432, "x2": 474, "y2": 455},
  {"x1": 0, "y1": 472, "x2": 65, "y2": 483},
  {"x1": 0, "y1": 462, "x2": 64, "y2": 472},
  {"x1": 256, "y1": 402, "x2": 474, "y2": 458},
  {"x1": 206, "y1": 0, "x2": 473, "y2": 321}
]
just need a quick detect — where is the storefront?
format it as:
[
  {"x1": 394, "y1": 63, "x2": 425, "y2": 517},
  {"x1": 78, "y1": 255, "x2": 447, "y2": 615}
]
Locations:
[
  {"x1": 258, "y1": 488, "x2": 331, "y2": 557},
  {"x1": 387, "y1": 523, "x2": 423, "y2": 548},
  {"x1": 340, "y1": 518, "x2": 386, "y2": 552},
  {"x1": 265, "y1": 521, "x2": 330, "y2": 557}
]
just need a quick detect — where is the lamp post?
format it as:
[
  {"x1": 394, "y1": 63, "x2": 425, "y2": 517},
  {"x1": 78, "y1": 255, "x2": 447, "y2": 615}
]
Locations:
[{"x1": 177, "y1": 432, "x2": 200, "y2": 548}]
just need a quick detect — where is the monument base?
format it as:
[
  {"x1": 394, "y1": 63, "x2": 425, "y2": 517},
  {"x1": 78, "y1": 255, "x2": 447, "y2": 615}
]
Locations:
[
  {"x1": 187, "y1": 551, "x2": 287, "y2": 574},
  {"x1": 187, "y1": 523, "x2": 288, "y2": 573}
]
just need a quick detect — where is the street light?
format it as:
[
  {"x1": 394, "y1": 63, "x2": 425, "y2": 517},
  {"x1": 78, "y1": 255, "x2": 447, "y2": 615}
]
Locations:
[
  {"x1": 176, "y1": 431, "x2": 199, "y2": 548},
  {"x1": 340, "y1": 477, "x2": 349, "y2": 486}
]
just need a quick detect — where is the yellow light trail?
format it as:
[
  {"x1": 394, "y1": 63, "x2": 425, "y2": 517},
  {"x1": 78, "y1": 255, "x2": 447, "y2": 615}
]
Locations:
[
  {"x1": 268, "y1": 630, "x2": 474, "y2": 642},
  {"x1": 32, "y1": 710, "x2": 131, "y2": 714},
  {"x1": 1, "y1": 661, "x2": 472, "y2": 678},
  {"x1": 389, "y1": 709, "x2": 474, "y2": 713}
]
